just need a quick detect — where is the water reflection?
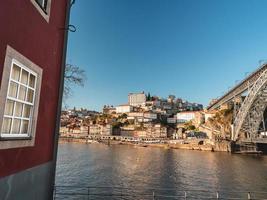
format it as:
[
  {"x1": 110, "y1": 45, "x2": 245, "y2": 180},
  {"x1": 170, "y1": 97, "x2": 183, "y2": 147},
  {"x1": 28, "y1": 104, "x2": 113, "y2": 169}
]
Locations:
[{"x1": 56, "y1": 143, "x2": 267, "y2": 199}]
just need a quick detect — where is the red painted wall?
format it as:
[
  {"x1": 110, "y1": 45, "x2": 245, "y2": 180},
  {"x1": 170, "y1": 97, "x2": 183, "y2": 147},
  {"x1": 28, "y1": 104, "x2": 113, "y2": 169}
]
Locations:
[{"x1": 0, "y1": 1, "x2": 68, "y2": 177}]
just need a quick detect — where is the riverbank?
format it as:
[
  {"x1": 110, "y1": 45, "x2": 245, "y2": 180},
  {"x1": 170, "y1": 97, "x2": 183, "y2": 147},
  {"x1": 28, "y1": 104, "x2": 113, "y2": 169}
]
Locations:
[{"x1": 59, "y1": 137, "x2": 231, "y2": 152}]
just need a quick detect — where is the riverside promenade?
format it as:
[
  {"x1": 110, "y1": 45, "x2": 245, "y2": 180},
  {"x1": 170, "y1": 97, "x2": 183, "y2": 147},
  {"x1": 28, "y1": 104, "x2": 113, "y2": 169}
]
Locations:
[{"x1": 59, "y1": 135, "x2": 231, "y2": 152}]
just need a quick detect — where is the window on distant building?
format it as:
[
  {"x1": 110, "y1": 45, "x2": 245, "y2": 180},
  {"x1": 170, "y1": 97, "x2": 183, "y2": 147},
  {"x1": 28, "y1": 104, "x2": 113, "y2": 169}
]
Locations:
[{"x1": 0, "y1": 46, "x2": 42, "y2": 149}]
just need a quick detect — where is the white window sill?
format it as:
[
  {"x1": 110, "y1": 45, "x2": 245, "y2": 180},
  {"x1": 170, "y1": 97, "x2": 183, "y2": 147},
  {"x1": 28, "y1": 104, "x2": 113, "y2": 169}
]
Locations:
[{"x1": 0, "y1": 134, "x2": 31, "y2": 140}]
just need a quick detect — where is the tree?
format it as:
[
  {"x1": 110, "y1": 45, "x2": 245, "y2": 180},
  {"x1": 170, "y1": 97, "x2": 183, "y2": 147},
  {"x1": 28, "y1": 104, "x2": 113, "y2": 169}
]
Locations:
[
  {"x1": 184, "y1": 121, "x2": 196, "y2": 131},
  {"x1": 63, "y1": 64, "x2": 86, "y2": 102},
  {"x1": 207, "y1": 109, "x2": 233, "y2": 139},
  {"x1": 147, "y1": 92, "x2": 151, "y2": 101},
  {"x1": 118, "y1": 113, "x2": 128, "y2": 119}
]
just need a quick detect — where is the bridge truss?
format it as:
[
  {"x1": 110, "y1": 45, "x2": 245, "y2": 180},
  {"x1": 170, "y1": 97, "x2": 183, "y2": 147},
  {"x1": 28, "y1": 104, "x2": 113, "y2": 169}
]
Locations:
[
  {"x1": 233, "y1": 68, "x2": 267, "y2": 141},
  {"x1": 208, "y1": 63, "x2": 267, "y2": 110}
]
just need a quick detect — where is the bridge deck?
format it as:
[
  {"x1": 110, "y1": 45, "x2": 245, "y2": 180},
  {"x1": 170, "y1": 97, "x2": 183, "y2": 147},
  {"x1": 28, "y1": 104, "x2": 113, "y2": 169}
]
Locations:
[{"x1": 207, "y1": 63, "x2": 267, "y2": 110}]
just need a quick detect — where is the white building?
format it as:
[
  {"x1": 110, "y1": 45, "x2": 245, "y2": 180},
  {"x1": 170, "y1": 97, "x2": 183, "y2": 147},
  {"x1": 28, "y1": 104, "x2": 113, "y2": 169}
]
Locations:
[
  {"x1": 128, "y1": 112, "x2": 144, "y2": 117},
  {"x1": 89, "y1": 124, "x2": 112, "y2": 135},
  {"x1": 127, "y1": 112, "x2": 157, "y2": 122},
  {"x1": 127, "y1": 116, "x2": 135, "y2": 120},
  {"x1": 116, "y1": 104, "x2": 133, "y2": 114},
  {"x1": 144, "y1": 124, "x2": 167, "y2": 138},
  {"x1": 101, "y1": 124, "x2": 112, "y2": 135},
  {"x1": 163, "y1": 104, "x2": 172, "y2": 110},
  {"x1": 89, "y1": 124, "x2": 101, "y2": 135},
  {"x1": 167, "y1": 118, "x2": 177, "y2": 124},
  {"x1": 128, "y1": 92, "x2": 146, "y2": 106},
  {"x1": 137, "y1": 118, "x2": 152, "y2": 123},
  {"x1": 177, "y1": 111, "x2": 196, "y2": 123},
  {"x1": 144, "y1": 112, "x2": 157, "y2": 119}
]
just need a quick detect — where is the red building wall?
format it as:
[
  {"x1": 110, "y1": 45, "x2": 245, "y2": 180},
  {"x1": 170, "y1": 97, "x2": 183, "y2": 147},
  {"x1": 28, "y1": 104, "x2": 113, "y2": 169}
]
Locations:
[{"x1": 0, "y1": 1, "x2": 68, "y2": 178}]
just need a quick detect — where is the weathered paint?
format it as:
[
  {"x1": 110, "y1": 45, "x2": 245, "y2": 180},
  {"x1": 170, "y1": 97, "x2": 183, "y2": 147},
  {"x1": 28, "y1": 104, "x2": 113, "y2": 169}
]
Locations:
[{"x1": 0, "y1": 162, "x2": 54, "y2": 200}]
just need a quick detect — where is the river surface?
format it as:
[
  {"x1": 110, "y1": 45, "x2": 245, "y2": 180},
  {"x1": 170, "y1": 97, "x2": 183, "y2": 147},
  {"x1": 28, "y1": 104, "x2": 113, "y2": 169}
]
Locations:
[{"x1": 55, "y1": 143, "x2": 267, "y2": 199}]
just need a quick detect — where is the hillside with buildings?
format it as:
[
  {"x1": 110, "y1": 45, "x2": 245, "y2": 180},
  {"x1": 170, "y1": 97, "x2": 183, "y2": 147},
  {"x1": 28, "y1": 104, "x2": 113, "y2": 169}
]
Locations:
[{"x1": 60, "y1": 92, "x2": 219, "y2": 140}]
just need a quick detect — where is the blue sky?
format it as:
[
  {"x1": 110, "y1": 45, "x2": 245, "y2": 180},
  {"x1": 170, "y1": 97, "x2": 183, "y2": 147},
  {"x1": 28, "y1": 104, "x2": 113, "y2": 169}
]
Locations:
[{"x1": 66, "y1": 0, "x2": 267, "y2": 111}]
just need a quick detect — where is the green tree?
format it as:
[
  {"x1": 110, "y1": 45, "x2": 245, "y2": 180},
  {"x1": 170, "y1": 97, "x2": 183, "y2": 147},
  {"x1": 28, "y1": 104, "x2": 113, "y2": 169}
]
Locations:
[
  {"x1": 184, "y1": 121, "x2": 196, "y2": 131},
  {"x1": 147, "y1": 92, "x2": 151, "y2": 101}
]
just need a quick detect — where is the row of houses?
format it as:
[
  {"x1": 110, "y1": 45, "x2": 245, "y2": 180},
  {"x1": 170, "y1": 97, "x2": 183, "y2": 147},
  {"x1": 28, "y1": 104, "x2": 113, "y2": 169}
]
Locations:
[
  {"x1": 61, "y1": 123, "x2": 168, "y2": 139},
  {"x1": 60, "y1": 124, "x2": 113, "y2": 137},
  {"x1": 60, "y1": 93, "x2": 213, "y2": 140}
]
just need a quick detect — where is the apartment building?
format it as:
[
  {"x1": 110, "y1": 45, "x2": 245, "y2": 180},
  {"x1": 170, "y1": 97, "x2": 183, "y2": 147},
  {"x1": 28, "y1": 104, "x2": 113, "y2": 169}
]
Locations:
[
  {"x1": 116, "y1": 104, "x2": 133, "y2": 114},
  {"x1": 128, "y1": 92, "x2": 146, "y2": 106}
]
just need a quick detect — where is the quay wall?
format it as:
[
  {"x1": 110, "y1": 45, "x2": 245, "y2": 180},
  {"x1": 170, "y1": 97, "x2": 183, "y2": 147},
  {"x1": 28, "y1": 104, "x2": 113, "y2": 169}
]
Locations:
[{"x1": 59, "y1": 137, "x2": 231, "y2": 152}]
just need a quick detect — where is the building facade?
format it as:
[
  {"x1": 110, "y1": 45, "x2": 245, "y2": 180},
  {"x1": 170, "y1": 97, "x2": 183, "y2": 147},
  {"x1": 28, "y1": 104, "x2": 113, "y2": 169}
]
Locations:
[
  {"x1": 89, "y1": 124, "x2": 112, "y2": 136},
  {"x1": 116, "y1": 104, "x2": 133, "y2": 114},
  {"x1": 177, "y1": 111, "x2": 197, "y2": 123},
  {"x1": 167, "y1": 117, "x2": 177, "y2": 124},
  {"x1": 0, "y1": 1, "x2": 70, "y2": 199},
  {"x1": 128, "y1": 92, "x2": 146, "y2": 106},
  {"x1": 103, "y1": 105, "x2": 116, "y2": 115}
]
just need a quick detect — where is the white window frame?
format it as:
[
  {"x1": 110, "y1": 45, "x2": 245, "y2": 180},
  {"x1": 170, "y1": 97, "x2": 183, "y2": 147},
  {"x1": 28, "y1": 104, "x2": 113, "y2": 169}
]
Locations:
[
  {"x1": 0, "y1": 45, "x2": 43, "y2": 149},
  {"x1": 36, "y1": 0, "x2": 48, "y2": 9},
  {"x1": 30, "y1": 0, "x2": 52, "y2": 23},
  {"x1": 1, "y1": 60, "x2": 38, "y2": 138}
]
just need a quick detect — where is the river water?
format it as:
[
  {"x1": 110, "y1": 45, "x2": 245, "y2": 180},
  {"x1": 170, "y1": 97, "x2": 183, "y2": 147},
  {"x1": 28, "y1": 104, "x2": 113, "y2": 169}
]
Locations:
[{"x1": 55, "y1": 143, "x2": 267, "y2": 199}]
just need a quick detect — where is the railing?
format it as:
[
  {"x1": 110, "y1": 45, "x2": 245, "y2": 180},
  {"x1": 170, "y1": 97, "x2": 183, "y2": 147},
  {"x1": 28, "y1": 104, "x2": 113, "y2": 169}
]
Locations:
[
  {"x1": 242, "y1": 137, "x2": 267, "y2": 144},
  {"x1": 53, "y1": 186, "x2": 267, "y2": 200}
]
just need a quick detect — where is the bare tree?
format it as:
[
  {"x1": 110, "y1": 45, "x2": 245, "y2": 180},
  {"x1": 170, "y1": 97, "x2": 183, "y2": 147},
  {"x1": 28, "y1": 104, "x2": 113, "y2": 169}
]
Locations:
[{"x1": 63, "y1": 63, "x2": 86, "y2": 103}]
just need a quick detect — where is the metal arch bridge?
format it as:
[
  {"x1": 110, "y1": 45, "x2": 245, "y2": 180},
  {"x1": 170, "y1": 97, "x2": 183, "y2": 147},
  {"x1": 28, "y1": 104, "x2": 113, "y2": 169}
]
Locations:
[
  {"x1": 207, "y1": 62, "x2": 267, "y2": 142},
  {"x1": 207, "y1": 63, "x2": 267, "y2": 111}
]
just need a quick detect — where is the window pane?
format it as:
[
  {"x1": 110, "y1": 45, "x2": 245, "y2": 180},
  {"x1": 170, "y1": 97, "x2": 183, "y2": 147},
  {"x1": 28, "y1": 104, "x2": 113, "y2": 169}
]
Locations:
[
  {"x1": 11, "y1": 119, "x2": 21, "y2": 134},
  {"x1": 18, "y1": 85, "x2": 27, "y2": 101},
  {"x1": 29, "y1": 74, "x2": 36, "y2": 88},
  {"x1": 2, "y1": 117, "x2": 12, "y2": 133},
  {"x1": 4, "y1": 100, "x2": 15, "y2": 116},
  {"x1": 21, "y1": 120, "x2": 29, "y2": 134},
  {"x1": 21, "y1": 69, "x2": 29, "y2": 85},
  {"x1": 36, "y1": 0, "x2": 46, "y2": 8},
  {"x1": 23, "y1": 104, "x2": 32, "y2": 118},
  {"x1": 27, "y1": 89, "x2": 34, "y2": 103},
  {"x1": 36, "y1": 0, "x2": 43, "y2": 5},
  {"x1": 11, "y1": 64, "x2": 20, "y2": 81},
  {"x1": 14, "y1": 102, "x2": 23, "y2": 117},
  {"x1": 8, "y1": 81, "x2": 18, "y2": 98}
]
